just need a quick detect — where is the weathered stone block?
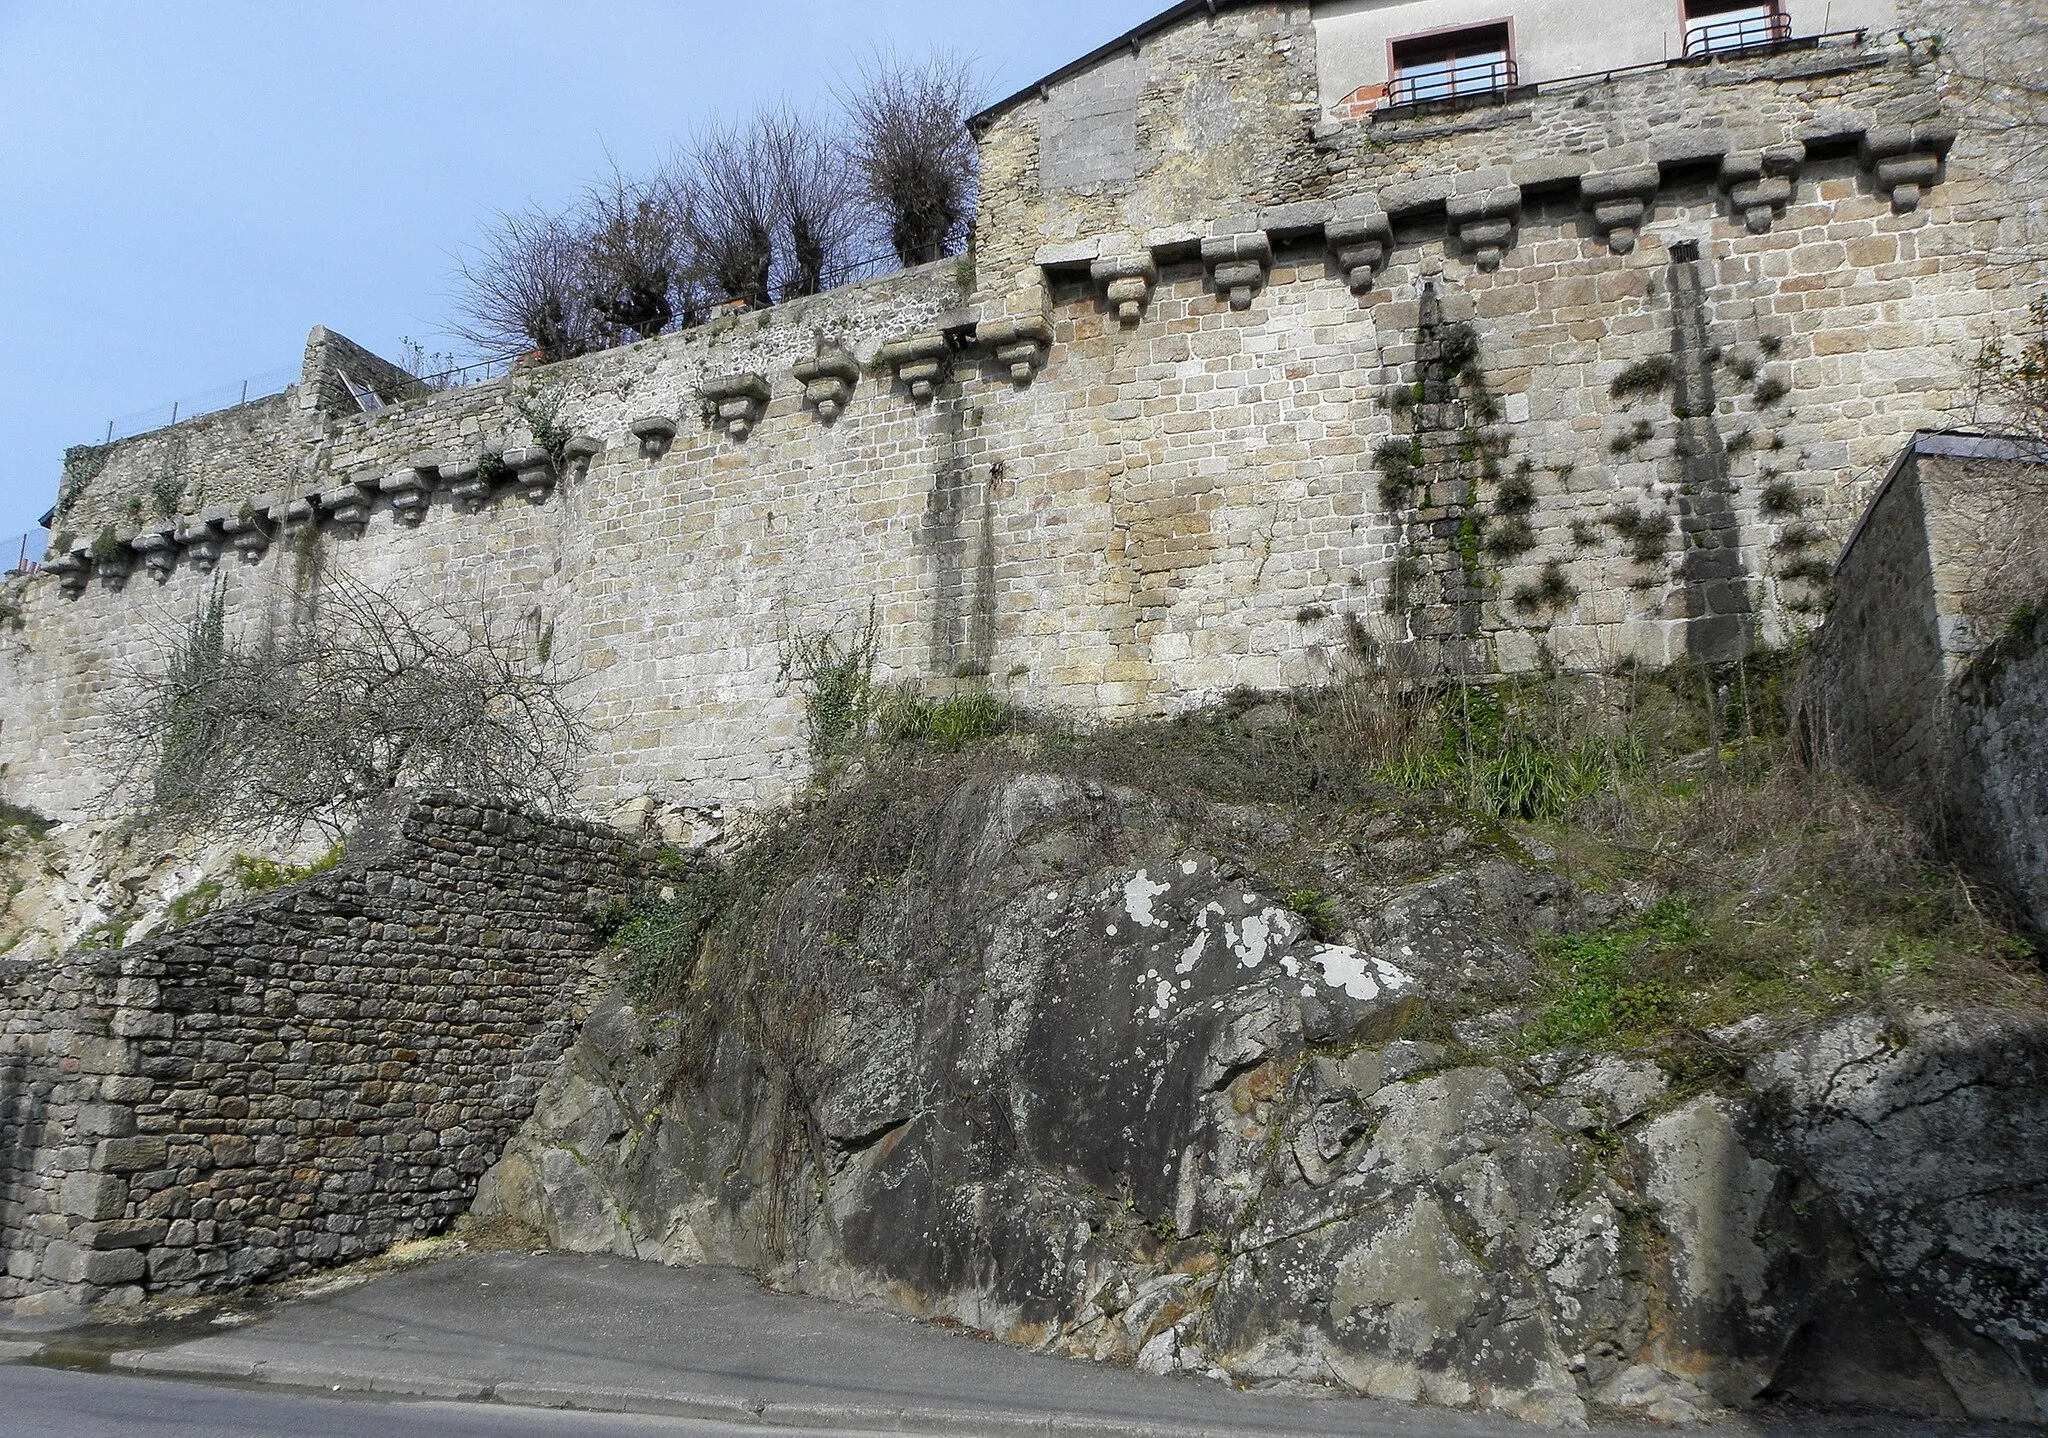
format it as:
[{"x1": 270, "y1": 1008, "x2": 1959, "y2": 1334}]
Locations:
[
  {"x1": 95, "y1": 1137, "x2": 169, "y2": 1173},
  {"x1": 59, "y1": 1174, "x2": 128, "y2": 1221}
]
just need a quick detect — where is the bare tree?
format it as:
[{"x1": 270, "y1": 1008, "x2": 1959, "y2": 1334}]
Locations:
[
  {"x1": 133, "y1": 574, "x2": 590, "y2": 837},
  {"x1": 841, "y1": 50, "x2": 983, "y2": 267},
  {"x1": 677, "y1": 120, "x2": 779, "y2": 311},
  {"x1": 759, "y1": 107, "x2": 867, "y2": 300},
  {"x1": 452, "y1": 206, "x2": 603, "y2": 363},
  {"x1": 583, "y1": 165, "x2": 689, "y2": 341}
]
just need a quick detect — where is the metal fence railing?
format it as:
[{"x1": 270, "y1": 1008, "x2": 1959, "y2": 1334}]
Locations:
[
  {"x1": 4, "y1": 530, "x2": 50, "y2": 576},
  {"x1": 414, "y1": 355, "x2": 519, "y2": 391},
  {"x1": 1684, "y1": 10, "x2": 1793, "y2": 58},
  {"x1": 100, "y1": 364, "x2": 300, "y2": 445},
  {"x1": 1386, "y1": 56, "x2": 1519, "y2": 108}
]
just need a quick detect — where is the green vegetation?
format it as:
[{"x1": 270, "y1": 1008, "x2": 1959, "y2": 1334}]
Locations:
[
  {"x1": 608, "y1": 640, "x2": 2043, "y2": 1116},
  {"x1": 1609, "y1": 356, "x2": 1676, "y2": 401},
  {"x1": 514, "y1": 379, "x2": 574, "y2": 463},
  {"x1": 1283, "y1": 887, "x2": 1339, "y2": 940},
  {"x1": 235, "y1": 843, "x2": 344, "y2": 895},
  {"x1": 608, "y1": 862, "x2": 734, "y2": 1008},
  {"x1": 165, "y1": 880, "x2": 225, "y2": 927}
]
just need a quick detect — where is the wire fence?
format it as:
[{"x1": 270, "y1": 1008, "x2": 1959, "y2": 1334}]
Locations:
[
  {"x1": 4, "y1": 529, "x2": 50, "y2": 576},
  {"x1": 99, "y1": 364, "x2": 301, "y2": 445}
]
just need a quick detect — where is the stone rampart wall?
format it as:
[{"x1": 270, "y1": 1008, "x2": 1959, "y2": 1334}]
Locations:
[
  {"x1": 1952, "y1": 618, "x2": 2048, "y2": 937},
  {"x1": 0, "y1": 792, "x2": 633, "y2": 1312},
  {"x1": 3, "y1": 15, "x2": 2040, "y2": 827}
]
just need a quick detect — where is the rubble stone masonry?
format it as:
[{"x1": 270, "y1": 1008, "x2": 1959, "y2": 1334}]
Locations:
[{"x1": 0, "y1": 793, "x2": 633, "y2": 1310}]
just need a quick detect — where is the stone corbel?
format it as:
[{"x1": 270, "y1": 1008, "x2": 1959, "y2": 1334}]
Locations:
[
  {"x1": 978, "y1": 316, "x2": 1054, "y2": 384},
  {"x1": 380, "y1": 468, "x2": 431, "y2": 525},
  {"x1": 1326, "y1": 203, "x2": 1393, "y2": 294},
  {"x1": 562, "y1": 434, "x2": 602, "y2": 479},
  {"x1": 792, "y1": 353, "x2": 860, "y2": 421},
  {"x1": 46, "y1": 550, "x2": 88, "y2": 596},
  {"x1": 503, "y1": 447, "x2": 557, "y2": 503},
  {"x1": 177, "y1": 518, "x2": 223, "y2": 573},
  {"x1": 1089, "y1": 254, "x2": 1158, "y2": 328},
  {"x1": 700, "y1": 373, "x2": 771, "y2": 440},
  {"x1": 221, "y1": 502, "x2": 273, "y2": 563},
  {"x1": 131, "y1": 530, "x2": 177, "y2": 583},
  {"x1": 1446, "y1": 174, "x2": 1524, "y2": 272},
  {"x1": 439, "y1": 459, "x2": 492, "y2": 515},
  {"x1": 629, "y1": 416, "x2": 677, "y2": 460},
  {"x1": 1579, "y1": 164, "x2": 1661, "y2": 254},
  {"x1": 95, "y1": 540, "x2": 135, "y2": 592},
  {"x1": 318, "y1": 481, "x2": 375, "y2": 534},
  {"x1": 1201, "y1": 223, "x2": 1272, "y2": 310},
  {"x1": 1860, "y1": 121, "x2": 1956, "y2": 213},
  {"x1": 877, "y1": 334, "x2": 951, "y2": 402},
  {"x1": 1721, "y1": 144, "x2": 1804, "y2": 233}
]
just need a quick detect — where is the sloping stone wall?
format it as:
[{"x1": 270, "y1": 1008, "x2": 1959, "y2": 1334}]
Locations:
[
  {"x1": 0, "y1": 792, "x2": 634, "y2": 1314},
  {"x1": 1809, "y1": 435, "x2": 2048, "y2": 932}
]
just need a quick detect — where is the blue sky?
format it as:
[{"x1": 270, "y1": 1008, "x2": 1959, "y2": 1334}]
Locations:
[{"x1": 0, "y1": 0, "x2": 1166, "y2": 540}]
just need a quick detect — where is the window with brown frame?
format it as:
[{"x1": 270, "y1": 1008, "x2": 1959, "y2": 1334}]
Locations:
[
  {"x1": 1387, "y1": 22, "x2": 1515, "y2": 107},
  {"x1": 1683, "y1": 0, "x2": 1790, "y2": 57}
]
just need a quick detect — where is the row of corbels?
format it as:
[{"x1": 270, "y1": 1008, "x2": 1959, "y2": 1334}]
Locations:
[
  {"x1": 624, "y1": 321, "x2": 1064, "y2": 450},
  {"x1": 45, "y1": 439, "x2": 602, "y2": 594},
  {"x1": 1031, "y1": 117, "x2": 1958, "y2": 318}
]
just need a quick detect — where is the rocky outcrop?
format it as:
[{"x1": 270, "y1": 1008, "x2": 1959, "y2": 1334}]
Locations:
[{"x1": 476, "y1": 772, "x2": 2048, "y2": 1426}]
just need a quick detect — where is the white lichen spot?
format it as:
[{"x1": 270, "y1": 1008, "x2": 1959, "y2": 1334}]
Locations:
[
  {"x1": 1181, "y1": 858, "x2": 1199, "y2": 876},
  {"x1": 1230, "y1": 909, "x2": 1284, "y2": 968},
  {"x1": 1178, "y1": 902, "x2": 1223, "y2": 974},
  {"x1": 1047, "y1": 891, "x2": 1062, "y2": 905},
  {"x1": 1306, "y1": 945, "x2": 1417, "y2": 1003},
  {"x1": 1106, "y1": 925, "x2": 1119, "y2": 938},
  {"x1": 1123, "y1": 871, "x2": 1171, "y2": 929}
]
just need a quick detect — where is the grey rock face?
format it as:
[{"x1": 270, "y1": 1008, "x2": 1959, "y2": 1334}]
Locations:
[{"x1": 477, "y1": 773, "x2": 2048, "y2": 1426}]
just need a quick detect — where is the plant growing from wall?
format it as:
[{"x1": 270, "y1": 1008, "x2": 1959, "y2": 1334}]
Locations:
[
  {"x1": 777, "y1": 603, "x2": 880, "y2": 772},
  {"x1": 1602, "y1": 505, "x2": 1674, "y2": 565},
  {"x1": 1760, "y1": 478, "x2": 1806, "y2": 516},
  {"x1": 55, "y1": 444, "x2": 110, "y2": 521},
  {"x1": 1610, "y1": 356, "x2": 1676, "y2": 401},
  {"x1": 90, "y1": 526, "x2": 120, "y2": 563},
  {"x1": 514, "y1": 378, "x2": 574, "y2": 463},
  {"x1": 1511, "y1": 561, "x2": 1577, "y2": 616}
]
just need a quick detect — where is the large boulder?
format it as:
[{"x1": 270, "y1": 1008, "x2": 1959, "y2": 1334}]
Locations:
[{"x1": 476, "y1": 772, "x2": 2048, "y2": 1426}]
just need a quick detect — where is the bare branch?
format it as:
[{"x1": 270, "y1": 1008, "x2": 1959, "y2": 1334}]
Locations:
[{"x1": 127, "y1": 572, "x2": 592, "y2": 839}]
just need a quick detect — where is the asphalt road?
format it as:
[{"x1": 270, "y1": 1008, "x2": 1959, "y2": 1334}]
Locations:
[{"x1": 0, "y1": 1364, "x2": 858, "y2": 1437}]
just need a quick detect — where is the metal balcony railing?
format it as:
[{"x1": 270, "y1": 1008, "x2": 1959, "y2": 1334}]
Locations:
[
  {"x1": 1386, "y1": 55, "x2": 1518, "y2": 108},
  {"x1": 1683, "y1": 10, "x2": 1793, "y2": 58}
]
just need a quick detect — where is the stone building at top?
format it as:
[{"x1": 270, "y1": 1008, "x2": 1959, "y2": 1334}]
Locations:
[{"x1": 1, "y1": 0, "x2": 2040, "y2": 823}]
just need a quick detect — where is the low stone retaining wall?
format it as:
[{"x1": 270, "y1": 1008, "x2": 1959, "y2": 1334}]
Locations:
[{"x1": 0, "y1": 792, "x2": 634, "y2": 1314}]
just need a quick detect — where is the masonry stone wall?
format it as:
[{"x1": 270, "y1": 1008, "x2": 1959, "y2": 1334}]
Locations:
[
  {"x1": 1951, "y1": 621, "x2": 2048, "y2": 938},
  {"x1": 1809, "y1": 437, "x2": 2048, "y2": 933},
  {"x1": 3, "y1": 8, "x2": 2042, "y2": 829},
  {"x1": 0, "y1": 792, "x2": 634, "y2": 1311}
]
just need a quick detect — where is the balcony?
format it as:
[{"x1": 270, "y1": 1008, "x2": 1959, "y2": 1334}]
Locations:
[
  {"x1": 1385, "y1": 55, "x2": 1519, "y2": 109},
  {"x1": 1684, "y1": 9, "x2": 1794, "y2": 59}
]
